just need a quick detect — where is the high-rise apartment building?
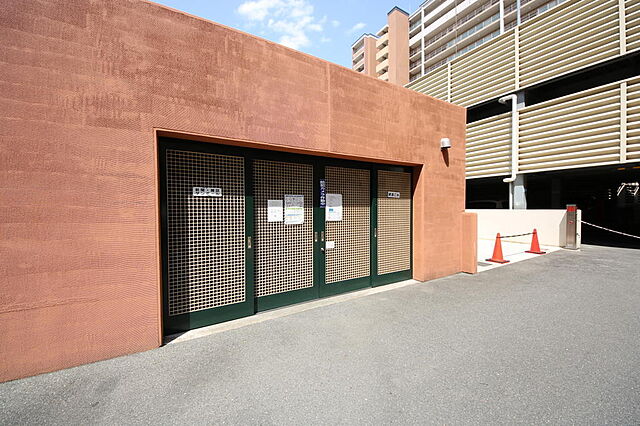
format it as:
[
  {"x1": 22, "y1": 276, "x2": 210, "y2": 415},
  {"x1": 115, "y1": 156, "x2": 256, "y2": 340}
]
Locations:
[
  {"x1": 354, "y1": 0, "x2": 639, "y2": 246},
  {"x1": 407, "y1": 0, "x2": 568, "y2": 83},
  {"x1": 351, "y1": 7, "x2": 409, "y2": 85},
  {"x1": 351, "y1": 34, "x2": 377, "y2": 77}
]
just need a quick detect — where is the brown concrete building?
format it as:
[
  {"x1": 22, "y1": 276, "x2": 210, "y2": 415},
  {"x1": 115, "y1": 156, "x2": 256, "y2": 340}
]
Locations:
[
  {"x1": 353, "y1": 7, "x2": 410, "y2": 85},
  {"x1": 0, "y1": 0, "x2": 473, "y2": 382}
]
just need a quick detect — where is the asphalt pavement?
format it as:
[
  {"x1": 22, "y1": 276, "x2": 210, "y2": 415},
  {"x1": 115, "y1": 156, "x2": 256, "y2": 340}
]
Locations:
[{"x1": 1, "y1": 245, "x2": 639, "y2": 425}]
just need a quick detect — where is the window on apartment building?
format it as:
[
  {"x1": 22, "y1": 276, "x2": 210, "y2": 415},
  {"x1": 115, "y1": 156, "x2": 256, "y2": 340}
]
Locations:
[
  {"x1": 423, "y1": 11, "x2": 500, "y2": 65},
  {"x1": 449, "y1": 29, "x2": 501, "y2": 60},
  {"x1": 522, "y1": 0, "x2": 567, "y2": 24}
]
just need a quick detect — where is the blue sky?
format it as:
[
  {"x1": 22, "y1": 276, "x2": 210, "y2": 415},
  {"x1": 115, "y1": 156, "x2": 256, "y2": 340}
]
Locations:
[{"x1": 154, "y1": 0, "x2": 419, "y2": 68}]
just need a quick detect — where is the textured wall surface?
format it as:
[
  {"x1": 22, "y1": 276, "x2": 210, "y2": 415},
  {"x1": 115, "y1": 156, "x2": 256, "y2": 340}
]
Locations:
[{"x1": 0, "y1": 0, "x2": 467, "y2": 381}]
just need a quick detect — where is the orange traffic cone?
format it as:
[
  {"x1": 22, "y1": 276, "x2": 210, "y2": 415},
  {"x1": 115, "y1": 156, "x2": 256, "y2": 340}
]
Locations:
[
  {"x1": 526, "y1": 229, "x2": 546, "y2": 254},
  {"x1": 486, "y1": 233, "x2": 509, "y2": 263}
]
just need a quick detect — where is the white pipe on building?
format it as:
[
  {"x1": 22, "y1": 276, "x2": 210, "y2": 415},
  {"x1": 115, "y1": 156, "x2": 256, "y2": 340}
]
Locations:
[{"x1": 499, "y1": 94, "x2": 518, "y2": 209}]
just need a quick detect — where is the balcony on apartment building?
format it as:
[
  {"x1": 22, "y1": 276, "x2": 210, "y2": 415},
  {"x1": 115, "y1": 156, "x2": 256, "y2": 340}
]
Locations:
[
  {"x1": 352, "y1": 39, "x2": 364, "y2": 55},
  {"x1": 417, "y1": 0, "x2": 565, "y2": 74},
  {"x1": 376, "y1": 58, "x2": 389, "y2": 75},
  {"x1": 422, "y1": 3, "x2": 502, "y2": 68},
  {"x1": 409, "y1": 17, "x2": 422, "y2": 39},
  {"x1": 376, "y1": 44, "x2": 389, "y2": 62},
  {"x1": 377, "y1": 27, "x2": 389, "y2": 45},
  {"x1": 352, "y1": 51, "x2": 365, "y2": 68}
]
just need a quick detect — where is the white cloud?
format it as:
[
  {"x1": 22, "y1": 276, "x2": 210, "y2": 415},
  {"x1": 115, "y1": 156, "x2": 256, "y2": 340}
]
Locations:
[
  {"x1": 331, "y1": 19, "x2": 340, "y2": 27},
  {"x1": 237, "y1": 0, "x2": 327, "y2": 50},
  {"x1": 237, "y1": 0, "x2": 281, "y2": 21},
  {"x1": 347, "y1": 22, "x2": 366, "y2": 34},
  {"x1": 320, "y1": 36, "x2": 331, "y2": 43}
]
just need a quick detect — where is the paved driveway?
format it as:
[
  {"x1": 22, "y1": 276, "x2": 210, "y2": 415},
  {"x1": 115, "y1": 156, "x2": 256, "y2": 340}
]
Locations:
[{"x1": 1, "y1": 245, "x2": 639, "y2": 424}]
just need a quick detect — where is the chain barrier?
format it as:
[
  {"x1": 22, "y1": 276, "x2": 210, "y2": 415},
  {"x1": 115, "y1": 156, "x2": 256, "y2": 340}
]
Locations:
[
  {"x1": 498, "y1": 232, "x2": 533, "y2": 239},
  {"x1": 581, "y1": 221, "x2": 640, "y2": 240}
]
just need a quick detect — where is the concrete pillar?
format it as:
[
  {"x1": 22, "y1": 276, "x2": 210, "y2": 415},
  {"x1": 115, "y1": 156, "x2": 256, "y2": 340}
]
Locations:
[
  {"x1": 387, "y1": 7, "x2": 409, "y2": 86},
  {"x1": 511, "y1": 174, "x2": 527, "y2": 209},
  {"x1": 363, "y1": 36, "x2": 377, "y2": 77}
]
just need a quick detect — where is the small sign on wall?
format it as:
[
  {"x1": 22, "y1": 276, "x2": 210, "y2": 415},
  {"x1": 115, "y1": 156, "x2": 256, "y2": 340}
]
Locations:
[
  {"x1": 326, "y1": 193, "x2": 343, "y2": 221},
  {"x1": 319, "y1": 179, "x2": 326, "y2": 208},
  {"x1": 193, "y1": 187, "x2": 222, "y2": 197},
  {"x1": 284, "y1": 195, "x2": 304, "y2": 225},
  {"x1": 387, "y1": 191, "x2": 400, "y2": 198},
  {"x1": 267, "y1": 200, "x2": 283, "y2": 222}
]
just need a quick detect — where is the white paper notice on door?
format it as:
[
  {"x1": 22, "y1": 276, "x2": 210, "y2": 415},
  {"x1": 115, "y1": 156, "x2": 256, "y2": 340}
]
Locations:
[
  {"x1": 267, "y1": 200, "x2": 283, "y2": 222},
  {"x1": 284, "y1": 195, "x2": 304, "y2": 224},
  {"x1": 326, "y1": 193, "x2": 343, "y2": 221}
]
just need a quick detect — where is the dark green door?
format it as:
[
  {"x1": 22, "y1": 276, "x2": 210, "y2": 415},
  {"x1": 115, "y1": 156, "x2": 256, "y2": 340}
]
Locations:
[
  {"x1": 372, "y1": 168, "x2": 413, "y2": 286},
  {"x1": 160, "y1": 144, "x2": 255, "y2": 335},
  {"x1": 317, "y1": 165, "x2": 372, "y2": 297},
  {"x1": 252, "y1": 158, "x2": 318, "y2": 311}
]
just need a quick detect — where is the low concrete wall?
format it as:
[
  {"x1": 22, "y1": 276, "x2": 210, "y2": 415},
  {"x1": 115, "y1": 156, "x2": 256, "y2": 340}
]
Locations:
[
  {"x1": 466, "y1": 209, "x2": 567, "y2": 247},
  {"x1": 461, "y1": 212, "x2": 477, "y2": 274}
]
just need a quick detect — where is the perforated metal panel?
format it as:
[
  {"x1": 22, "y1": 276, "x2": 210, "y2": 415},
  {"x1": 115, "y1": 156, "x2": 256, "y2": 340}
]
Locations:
[
  {"x1": 165, "y1": 150, "x2": 245, "y2": 316},
  {"x1": 254, "y1": 160, "x2": 314, "y2": 297},
  {"x1": 325, "y1": 167, "x2": 370, "y2": 284},
  {"x1": 377, "y1": 170, "x2": 411, "y2": 275}
]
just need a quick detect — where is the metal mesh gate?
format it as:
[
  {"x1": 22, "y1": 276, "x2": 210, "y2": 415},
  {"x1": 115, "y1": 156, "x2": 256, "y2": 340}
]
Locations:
[
  {"x1": 325, "y1": 166, "x2": 370, "y2": 284},
  {"x1": 165, "y1": 150, "x2": 246, "y2": 316},
  {"x1": 253, "y1": 159, "x2": 314, "y2": 297},
  {"x1": 377, "y1": 170, "x2": 411, "y2": 275}
]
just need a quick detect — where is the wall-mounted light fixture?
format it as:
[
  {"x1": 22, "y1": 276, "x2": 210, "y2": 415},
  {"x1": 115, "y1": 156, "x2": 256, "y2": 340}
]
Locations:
[{"x1": 440, "y1": 138, "x2": 451, "y2": 149}]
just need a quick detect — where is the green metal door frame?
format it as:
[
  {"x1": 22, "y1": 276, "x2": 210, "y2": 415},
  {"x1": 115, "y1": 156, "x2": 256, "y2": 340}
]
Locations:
[
  {"x1": 159, "y1": 137, "x2": 413, "y2": 335},
  {"x1": 251, "y1": 151, "x2": 319, "y2": 313},
  {"x1": 316, "y1": 160, "x2": 372, "y2": 298},
  {"x1": 371, "y1": 165, "x2": 414, "y2": 287},
  {"x1": 158, "y1": 139, "x2": 256, "y2": 336}
]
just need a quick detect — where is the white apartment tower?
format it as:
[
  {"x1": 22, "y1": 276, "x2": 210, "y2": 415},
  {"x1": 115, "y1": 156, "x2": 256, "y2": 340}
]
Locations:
[{"x1": 408, "y1": 0, "x2": 568, "y2": 82}]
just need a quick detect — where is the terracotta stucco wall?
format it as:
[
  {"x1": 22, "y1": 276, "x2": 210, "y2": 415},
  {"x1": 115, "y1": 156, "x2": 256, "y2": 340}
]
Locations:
[{"x1": 0, "y1": 0, "x2": 467, "y2": 382}]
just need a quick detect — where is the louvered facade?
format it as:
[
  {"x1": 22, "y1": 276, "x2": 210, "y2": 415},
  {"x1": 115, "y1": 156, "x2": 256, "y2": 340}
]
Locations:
[{"x1": 407, "y1": 0, "x2": 639, "y2": 179}]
